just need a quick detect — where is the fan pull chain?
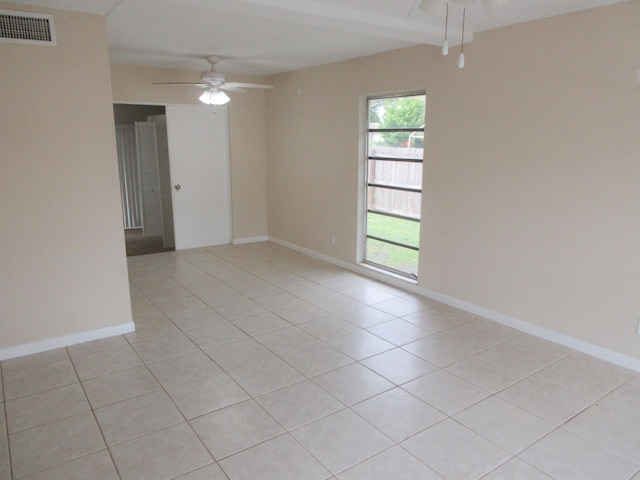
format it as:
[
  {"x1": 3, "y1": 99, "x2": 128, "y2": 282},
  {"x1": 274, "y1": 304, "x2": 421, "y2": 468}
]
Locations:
[
  {"x1": 458, "y1": 7, "x2": 466, "y2": 69},
  {"x1": 442, "y1": 3, "x2": 449, "y2": 56}
]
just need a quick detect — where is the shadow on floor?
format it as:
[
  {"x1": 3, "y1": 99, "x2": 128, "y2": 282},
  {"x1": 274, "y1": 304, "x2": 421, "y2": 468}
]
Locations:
[{"x1": 125, "y1": 228, "x2": 175, "y2": 256}]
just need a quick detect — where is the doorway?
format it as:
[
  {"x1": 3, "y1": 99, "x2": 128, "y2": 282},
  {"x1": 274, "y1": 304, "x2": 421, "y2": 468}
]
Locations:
[
  {"x1": 165, "y1": 105, "x2": 232, "y2": 250},
  {"x1": 113, "y1": 103, "x2": 233, "y2": 255},
  {"x1": 114, "y1": 104, "x2": 175, "y2": 256}
]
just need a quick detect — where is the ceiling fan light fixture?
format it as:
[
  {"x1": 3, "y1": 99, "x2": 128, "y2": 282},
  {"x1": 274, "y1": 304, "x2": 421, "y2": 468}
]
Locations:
[
  {"x1": 199, "y1": 88, "x2": 230, "y2": 105},
  {"x1": 201, "y1": 70, "x2": 225, "y2": 84}
]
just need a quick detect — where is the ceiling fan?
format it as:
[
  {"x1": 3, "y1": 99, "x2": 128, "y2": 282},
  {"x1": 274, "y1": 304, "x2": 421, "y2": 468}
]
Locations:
[
  {"x1": 418, "y1": 0, "x2": 512, "y2": 68},
  {"x1": 153, "y1": 56, "x2": 273, "y2": 105}
]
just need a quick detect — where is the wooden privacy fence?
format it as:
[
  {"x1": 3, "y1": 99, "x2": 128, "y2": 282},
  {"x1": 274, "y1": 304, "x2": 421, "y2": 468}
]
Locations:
[{"x1": 368, "y1": 146, "x2": 423, "y2": 218}]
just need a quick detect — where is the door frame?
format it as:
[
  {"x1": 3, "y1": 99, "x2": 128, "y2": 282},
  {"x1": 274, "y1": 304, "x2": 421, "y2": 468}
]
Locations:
[{"x1": 113, "y1": 102, "x2": 233, "y2": 252}]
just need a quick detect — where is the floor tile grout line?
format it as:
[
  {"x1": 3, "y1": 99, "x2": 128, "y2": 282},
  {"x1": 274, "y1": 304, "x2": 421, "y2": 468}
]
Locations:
[
  {"x1": 549, "y1": 378, "x2": 640, "y2": 468},
  {"x1": 127, "y1": 299, "x2": 305, "y2": 468},
  {"x1": 480, "y1": 455, "x2": 553, "y2": 480},
  {"x1": 141, "y1": 248, "x2": 361, "y2": 476},
  {"x1": 129, "y1": 312, "x2": 630, "y2": 480},
  {"x1": 24, "y1": 242, "x2": 634, "y2": 479},
  {"x1": 67, "y1": 348, "x2": 125, "y2": 480},
  {"x1": 1, "y1": 385, "x2": 13, "y2": 480},
  {"x1": 139, "y1": 255, "x2": 508, "y2": 360},
  {"x1": 481, "y1": 380, "x2": 640, "y2": 470},
  {"x1": 227, "y1": 250, "x2": 640, "y2": 474},
  {"x1": 134, "y1": 347, "x2": 230, "y2": 478},
  {"x1": 75, "y1": 321, "x2": 226, "y2": 477},
  {"x1": 126, "y1": 255, "x2": 446, "y2": 478},
  {"x1": 0, "y1": 350, "x2": 72, "y2": 376},
  {"x1": 153, "y1": 248, "x2": 403, "y2": 319},
  {"x1": 196, "y1": 315, "x2": 442, "y2": 476},
  {"x1": 5, "y1": 353, "x2": 120, "y2": 480},
  {"x1": 130, "y1": 264, "x2": 410, "y2": 374},
  {"x1": 134, "y1": 256, "x2": 524, "y2": 418}
]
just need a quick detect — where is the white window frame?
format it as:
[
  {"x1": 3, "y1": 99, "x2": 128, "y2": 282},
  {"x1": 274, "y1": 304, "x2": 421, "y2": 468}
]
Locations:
[{"x1": 358, "y1": 91, "x2": 426, "y2": 280}]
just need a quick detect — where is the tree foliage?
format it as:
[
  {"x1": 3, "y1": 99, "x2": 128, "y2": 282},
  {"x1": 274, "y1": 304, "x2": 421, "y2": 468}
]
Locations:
[{"x1": 371, "y1": 96, "x2": 425, "y2": 147}]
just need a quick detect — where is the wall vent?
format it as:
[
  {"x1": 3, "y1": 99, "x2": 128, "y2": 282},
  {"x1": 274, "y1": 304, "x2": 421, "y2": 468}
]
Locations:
[{"x1": 0, "y1": 9, "x2": 57, "y2": 46}]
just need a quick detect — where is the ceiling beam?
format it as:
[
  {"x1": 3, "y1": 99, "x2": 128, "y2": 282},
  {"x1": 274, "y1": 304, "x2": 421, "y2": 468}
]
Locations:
[{"x1": 164, "y1": 0, "x2": 471, "y2": 46}]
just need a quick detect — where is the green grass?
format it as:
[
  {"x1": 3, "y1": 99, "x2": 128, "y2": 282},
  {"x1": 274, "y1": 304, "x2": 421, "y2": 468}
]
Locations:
[{"x1": 366, "y1": 212, "x2": 419, "y2": 275}]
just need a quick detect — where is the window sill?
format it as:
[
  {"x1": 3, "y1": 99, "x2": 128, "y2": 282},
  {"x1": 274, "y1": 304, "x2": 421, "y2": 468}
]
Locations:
[{"x1": 359, "y1": 262, "x2": 418, "y2": 285}]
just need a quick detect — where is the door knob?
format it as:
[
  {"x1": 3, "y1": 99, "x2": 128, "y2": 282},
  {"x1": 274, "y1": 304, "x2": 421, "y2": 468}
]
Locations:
[{"x1": 174, "y1": 184, "x2": 181, "y2": 190}]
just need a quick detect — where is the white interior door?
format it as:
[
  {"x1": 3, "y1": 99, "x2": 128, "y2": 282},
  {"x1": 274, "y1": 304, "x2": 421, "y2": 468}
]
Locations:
[{"x1": 165, "y1": 105, "x2": 232, "y2": 250}]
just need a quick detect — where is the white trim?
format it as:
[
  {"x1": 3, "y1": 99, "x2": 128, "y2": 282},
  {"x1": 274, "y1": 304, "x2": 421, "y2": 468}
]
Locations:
[
  {"x1": 233, "y1": 236, "x2": 269, "y2": 245},
  {"x1": 222, "y1": 106, "x2": 234, "y2": 246},
  {"x1": 269, "y1": 236, "x2": 421, "y2": 291},
  {"x1": 356, "y1": 94, "x2": 368, "y2": 265},
  {"x1": 412, "y1": 287, "x2": 640, "y2": 373},
  {"x1": 268, "y1": 236, "x2": 640, "y2": 372},
  {"x1": 0, "y1": 322, "x2": 135, "y2": 361}
]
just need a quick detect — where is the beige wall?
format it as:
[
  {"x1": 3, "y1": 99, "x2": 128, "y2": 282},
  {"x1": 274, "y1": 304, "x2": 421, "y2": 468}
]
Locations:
[
  {"x1": 1, "y1": 1, "x2": 637, "y2": 362},
  {"x1": 110, "y1": 64, "x2": 268, "y2": 240},
  {"x1": 0, "y1": 5, "x2": 132, "y2": 351},
  {"x1": 265, "y1": 2, "x2": 640, "y2": 360}
]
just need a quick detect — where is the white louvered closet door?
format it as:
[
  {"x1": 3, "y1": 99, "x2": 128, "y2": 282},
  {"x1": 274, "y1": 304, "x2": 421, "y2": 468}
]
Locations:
[
  {"x1": 135, "y1": 121, "x2": 164, "y2": 237},
  {"x1": 115, "y1": 125, "x2": 142, "y2": 229},
  {"x1": 149, "y1": 115, "x2": 175, "y2": 248}
]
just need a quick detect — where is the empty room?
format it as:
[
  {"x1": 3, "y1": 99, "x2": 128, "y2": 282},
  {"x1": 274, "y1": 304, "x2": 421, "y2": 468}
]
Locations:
[{"x1": 1, "y1": 0, "x2": 639, "y2": 479}]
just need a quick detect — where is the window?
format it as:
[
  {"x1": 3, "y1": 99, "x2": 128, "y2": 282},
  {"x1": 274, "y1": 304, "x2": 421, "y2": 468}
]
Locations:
[{"x1": 364, "y1": 93, "x2": 425, "y2": 278}]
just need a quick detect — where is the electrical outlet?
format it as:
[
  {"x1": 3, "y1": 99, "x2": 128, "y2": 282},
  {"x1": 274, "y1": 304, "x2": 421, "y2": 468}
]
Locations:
[{"x1": 330, "y1": 234, "x2": 336, "y2": 245}]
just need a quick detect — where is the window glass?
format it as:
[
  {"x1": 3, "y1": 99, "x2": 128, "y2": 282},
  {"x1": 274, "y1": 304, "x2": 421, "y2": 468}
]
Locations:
[{"x1": 364, "y1": 93, "x2": 425, "y2": 278}]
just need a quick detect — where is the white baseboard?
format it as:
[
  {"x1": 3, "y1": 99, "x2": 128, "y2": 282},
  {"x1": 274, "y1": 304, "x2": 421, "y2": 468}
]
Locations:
[
  {"x1": 268, "y1": 236, "x2": 640, "y2": 372},
  {"x1": 413, "y1": 287, "x2": 640, "y2": 373},
  {"x1": 233, "y1": 236, "x2": 269, "y2": 245},
  {"x1": 0, "y1": 322, "x2": 136, "y2": 361},
  {"x1": 269, "y1": 237, "x2": 425, "y2": 294}
]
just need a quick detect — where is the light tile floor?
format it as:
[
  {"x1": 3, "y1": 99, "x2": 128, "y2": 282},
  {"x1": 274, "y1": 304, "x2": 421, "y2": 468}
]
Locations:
[{"x1": 1, "y1": 241, "x2": 640, "y2": 479}]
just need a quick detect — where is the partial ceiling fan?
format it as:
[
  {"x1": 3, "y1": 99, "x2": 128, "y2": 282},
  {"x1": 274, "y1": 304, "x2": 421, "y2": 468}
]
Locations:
[
  {"x1": 419, "y1": 0, "x2": 512, "y2": 18},
  {"x1": 418, "y1": 0, "x2": 512, "y2": 69},
  {"x1": 153, "y1": 56, "x2": 273, "y2": 105}
]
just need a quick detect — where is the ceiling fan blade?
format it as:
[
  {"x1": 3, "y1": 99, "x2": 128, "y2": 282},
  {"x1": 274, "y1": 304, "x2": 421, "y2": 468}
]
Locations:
[
  {"x1": 152, "y1": 82, "x2": 207, "y2": 87},
  {"x1": 220, "y1": 85, "x2": 247, "y2": 94},
  {"x1": 224, "y1": 82, "x2": 273, "y2": 89}
]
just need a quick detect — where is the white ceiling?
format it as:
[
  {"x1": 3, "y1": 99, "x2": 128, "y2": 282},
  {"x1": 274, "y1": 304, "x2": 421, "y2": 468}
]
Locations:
[{"x1": 6, "y1": 0, "x2": 628, "y2": 75}]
